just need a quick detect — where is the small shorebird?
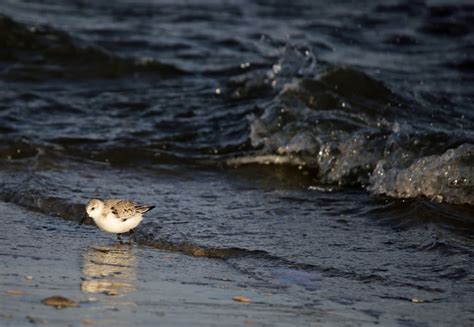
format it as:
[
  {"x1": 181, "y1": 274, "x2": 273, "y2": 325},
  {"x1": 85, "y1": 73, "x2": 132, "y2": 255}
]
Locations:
[{"x1": 81, "y1": 199, "x2": 155, "y2": 243}]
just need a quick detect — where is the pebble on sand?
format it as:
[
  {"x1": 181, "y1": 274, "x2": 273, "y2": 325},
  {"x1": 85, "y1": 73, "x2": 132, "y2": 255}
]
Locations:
[{"x1": 41, "y1": 296, "x2": 78, "y2": 309}]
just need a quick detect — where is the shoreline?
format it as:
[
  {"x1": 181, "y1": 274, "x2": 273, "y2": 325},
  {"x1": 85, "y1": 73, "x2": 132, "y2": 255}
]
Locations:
[
  {"x1": 2, "y1": 199, "x2": 473, "y2": 326},
  {"x1": 0, "y1": 201, "x2": 345, "y2": 327}
]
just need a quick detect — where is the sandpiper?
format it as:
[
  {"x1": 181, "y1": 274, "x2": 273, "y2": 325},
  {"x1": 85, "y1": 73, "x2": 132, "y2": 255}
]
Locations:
[{"x1": 81, "y1": 199, "x2": 155, "y2": 243}]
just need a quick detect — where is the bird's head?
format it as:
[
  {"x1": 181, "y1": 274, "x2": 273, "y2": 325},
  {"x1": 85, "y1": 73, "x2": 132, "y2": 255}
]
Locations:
[{"x1": 85, "y1": 199, "x2": 104, "y2": 220}]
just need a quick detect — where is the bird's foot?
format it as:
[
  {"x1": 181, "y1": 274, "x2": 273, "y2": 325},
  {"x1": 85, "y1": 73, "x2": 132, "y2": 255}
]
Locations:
[{"x1": 128, "y1": 229, "x2": 135, "y2": 245}]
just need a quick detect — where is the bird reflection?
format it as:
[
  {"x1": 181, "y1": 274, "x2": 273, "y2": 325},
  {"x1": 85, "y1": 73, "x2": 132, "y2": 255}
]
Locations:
[{"x1": 81, "y1": 244, "x2": 137, "y2": 296}]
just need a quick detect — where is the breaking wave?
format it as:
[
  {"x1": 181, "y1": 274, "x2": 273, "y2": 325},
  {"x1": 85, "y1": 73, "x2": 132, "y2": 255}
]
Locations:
[{"x1": 226, "y1": 45, "x2": 473, "y2": 205}]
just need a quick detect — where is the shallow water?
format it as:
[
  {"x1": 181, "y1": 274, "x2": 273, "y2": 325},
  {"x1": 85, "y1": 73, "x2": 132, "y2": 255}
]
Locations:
[{"x1": 0, "y1": 0, "x2": 473, "y2": 325}]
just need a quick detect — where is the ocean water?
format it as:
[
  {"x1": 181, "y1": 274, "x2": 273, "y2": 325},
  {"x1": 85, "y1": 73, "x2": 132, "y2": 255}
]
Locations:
[{"x1": 0, "y1": 0, "x2": 473, "y2": 324}]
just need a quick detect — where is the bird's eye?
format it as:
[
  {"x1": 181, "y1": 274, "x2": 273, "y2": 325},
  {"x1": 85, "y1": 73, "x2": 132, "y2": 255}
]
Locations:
[{"x1": 91, "y1": 207, "x2": 95, "y2": 211}]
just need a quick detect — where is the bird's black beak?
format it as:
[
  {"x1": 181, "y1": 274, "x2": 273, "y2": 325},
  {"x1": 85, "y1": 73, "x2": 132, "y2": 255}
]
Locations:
[{"x1": 79, "y1": 212, "x2": 88, "y2": 225}]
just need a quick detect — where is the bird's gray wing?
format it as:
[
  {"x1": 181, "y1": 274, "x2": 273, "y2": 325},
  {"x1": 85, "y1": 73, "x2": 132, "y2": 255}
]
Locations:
[{"x1": 107, "y1": 200, "x2": 153, "y2": 221}]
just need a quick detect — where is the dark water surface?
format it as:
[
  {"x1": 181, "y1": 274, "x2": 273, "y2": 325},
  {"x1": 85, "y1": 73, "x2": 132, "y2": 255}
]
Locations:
[{"x1": 0, "y1": 0, "x2": 473, "y2": 325}]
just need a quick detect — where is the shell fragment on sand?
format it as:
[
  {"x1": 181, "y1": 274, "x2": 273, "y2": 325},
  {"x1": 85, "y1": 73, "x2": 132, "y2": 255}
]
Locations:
[
  {"x1": 6, "y1": 289, "x2": 24, "y2": 296},
  {"x1": 233, "y1": 295, "x2": 251, "y2": 303}
]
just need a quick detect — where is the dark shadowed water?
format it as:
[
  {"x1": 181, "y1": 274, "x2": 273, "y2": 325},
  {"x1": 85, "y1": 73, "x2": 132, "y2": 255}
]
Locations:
[{"x1": 0, "y1": 0, "x2": 473, "y2": 325}]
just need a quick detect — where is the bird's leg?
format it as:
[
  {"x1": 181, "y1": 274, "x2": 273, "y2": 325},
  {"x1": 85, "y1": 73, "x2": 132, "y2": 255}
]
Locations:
[
  {"x1": 117, "y1": 233, "x2": 123, "y2": 244},
  {"x1": 128, "y1": 229, "x2": 135, "y2": 245}
]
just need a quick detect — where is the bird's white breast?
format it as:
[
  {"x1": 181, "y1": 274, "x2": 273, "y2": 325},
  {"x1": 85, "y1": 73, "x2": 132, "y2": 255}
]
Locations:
[{"x1": 93, "y1": 212, "x2": 143, "y2": 234}]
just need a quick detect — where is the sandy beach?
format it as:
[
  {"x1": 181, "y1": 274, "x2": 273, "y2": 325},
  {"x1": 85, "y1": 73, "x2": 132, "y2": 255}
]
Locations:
[
  {"x1": 2, "y1": 198, "x2": 473, "y2": 326},
  {"x1": 1, "y1": 200, "x2": 348, "y2": 327}
]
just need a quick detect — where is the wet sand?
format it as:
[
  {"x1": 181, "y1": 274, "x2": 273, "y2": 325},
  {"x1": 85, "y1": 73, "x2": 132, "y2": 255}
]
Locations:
[
  {"x1": 0, "y1": 200, "x2": 362, "y2": 327},
  {"x1": 2, "y1": 189, "x2": 474, "y2": 326}
]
